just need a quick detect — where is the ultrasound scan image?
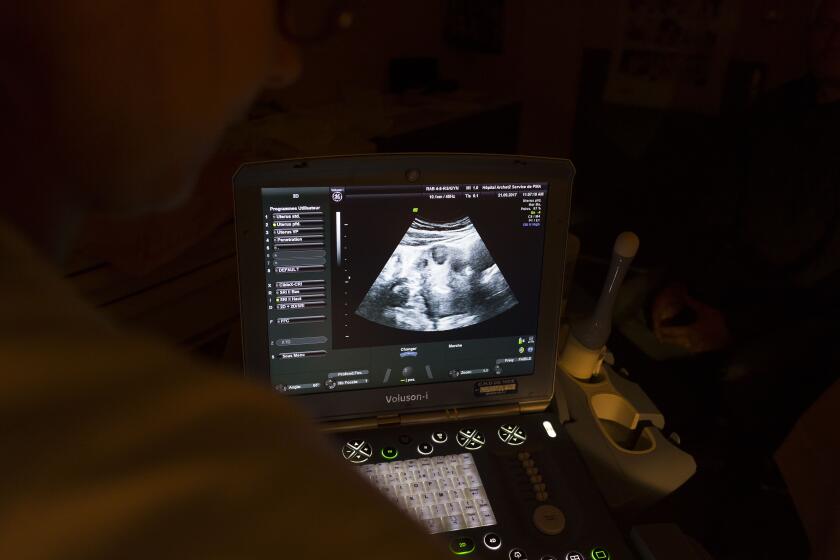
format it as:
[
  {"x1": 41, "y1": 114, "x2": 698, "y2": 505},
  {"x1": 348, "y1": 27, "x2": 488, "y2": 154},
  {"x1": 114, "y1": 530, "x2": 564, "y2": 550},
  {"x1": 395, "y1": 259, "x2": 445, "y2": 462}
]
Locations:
[{"x1": 356, "y1": 216, "x2": 518, "y2": 331}]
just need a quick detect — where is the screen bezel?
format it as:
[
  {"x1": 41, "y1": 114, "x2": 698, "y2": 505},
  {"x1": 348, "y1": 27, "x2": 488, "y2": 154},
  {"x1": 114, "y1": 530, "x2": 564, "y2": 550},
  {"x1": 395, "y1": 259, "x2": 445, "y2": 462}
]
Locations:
[{"x1": 234, "y1": 154, "x2": 573, "y2": 421}]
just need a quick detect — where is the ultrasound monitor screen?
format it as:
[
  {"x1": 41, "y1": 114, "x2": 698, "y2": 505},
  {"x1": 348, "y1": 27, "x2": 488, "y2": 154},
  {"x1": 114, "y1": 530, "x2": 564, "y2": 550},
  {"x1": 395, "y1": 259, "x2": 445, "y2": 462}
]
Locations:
[{"x1": 261, "y1": 182, "x2": 548, "y2": 395}]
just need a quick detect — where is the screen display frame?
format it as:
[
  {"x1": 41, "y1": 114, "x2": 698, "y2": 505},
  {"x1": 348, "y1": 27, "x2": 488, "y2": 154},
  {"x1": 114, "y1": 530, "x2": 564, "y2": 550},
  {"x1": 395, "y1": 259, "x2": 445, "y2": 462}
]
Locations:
[{"x1": 234, "y1": 154, "x2": 574, "y2": 421}]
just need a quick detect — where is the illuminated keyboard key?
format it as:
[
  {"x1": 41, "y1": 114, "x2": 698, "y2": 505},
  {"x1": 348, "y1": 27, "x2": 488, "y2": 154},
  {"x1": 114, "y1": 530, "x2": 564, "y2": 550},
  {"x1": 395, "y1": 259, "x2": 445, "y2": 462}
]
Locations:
[
  {"x1": 430, "y1": 503, "x2": 446, "y2": 518},
  {"x1": 355, "y1": 452, "x2": 497, "y2": 533},
  {"x1": 424, "y1": 517, "x2": 444, "y2": 534},
  {"x1": 445, "y1": 502, "x2": 462, "y2": 515},
  {"x1": 445, "y1": 515, "x2": 465, "y2": 531}
]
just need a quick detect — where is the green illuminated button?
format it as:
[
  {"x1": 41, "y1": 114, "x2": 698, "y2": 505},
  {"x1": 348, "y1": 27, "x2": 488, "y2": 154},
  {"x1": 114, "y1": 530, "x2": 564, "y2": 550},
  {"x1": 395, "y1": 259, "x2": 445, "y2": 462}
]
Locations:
[
  {"x1": 450, "y1": 537, "x2": 476, "y2": 555},
  {"x1": 589, "y1": 547, "x2": 610, "y2": 560},
  {"x1": 380, "y1": 446, "x2": 399, "y2": 460}
]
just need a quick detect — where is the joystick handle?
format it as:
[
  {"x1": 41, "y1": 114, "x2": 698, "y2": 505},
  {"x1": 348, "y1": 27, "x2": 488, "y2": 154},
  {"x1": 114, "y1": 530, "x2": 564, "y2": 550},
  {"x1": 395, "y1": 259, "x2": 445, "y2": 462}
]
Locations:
[{"x1": 572, "y1": 232, "x2": 639, "y2": 350}]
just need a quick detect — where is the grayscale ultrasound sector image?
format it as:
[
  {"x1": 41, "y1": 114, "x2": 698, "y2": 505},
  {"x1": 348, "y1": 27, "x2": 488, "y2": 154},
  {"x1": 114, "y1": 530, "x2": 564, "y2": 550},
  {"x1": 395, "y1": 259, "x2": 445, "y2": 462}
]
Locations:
[{"x1": 356, "y1": 216, "x2": 518, "y2": 331}]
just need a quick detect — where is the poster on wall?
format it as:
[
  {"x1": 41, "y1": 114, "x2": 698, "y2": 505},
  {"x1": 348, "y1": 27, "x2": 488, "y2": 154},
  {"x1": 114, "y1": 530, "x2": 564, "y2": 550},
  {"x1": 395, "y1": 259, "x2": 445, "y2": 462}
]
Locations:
[
  {"x1": 444, "y1": 0, "x2": 506, "y2": 54},
  {"x1": 604, "y1": 0, "x2": 741, "y2": 113}
]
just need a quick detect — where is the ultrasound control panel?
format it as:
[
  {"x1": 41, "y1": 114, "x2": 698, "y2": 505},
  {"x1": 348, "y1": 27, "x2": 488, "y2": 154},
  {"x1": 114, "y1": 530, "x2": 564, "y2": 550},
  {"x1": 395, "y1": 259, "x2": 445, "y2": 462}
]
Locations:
[{"x1": 335, "y1": 413, "x2": 633, "y2": 559}]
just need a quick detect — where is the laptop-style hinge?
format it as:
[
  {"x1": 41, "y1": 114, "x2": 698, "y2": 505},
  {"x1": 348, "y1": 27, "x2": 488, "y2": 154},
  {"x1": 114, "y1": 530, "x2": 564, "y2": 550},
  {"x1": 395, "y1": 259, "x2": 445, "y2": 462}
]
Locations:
[
  {"x1": 376, "y1": 414, "x2": 401, "y2": 428},
  {"x1": 319, "y1": 413, "x2": 407, "y2": 433},
  {"x1": 518, "y1": 398, "x2": 552, "y2": 414},
  {"x1": 321, "y1": 400, "x2": 552, "y2": 433},
  {"x1": 321, "y1": 416, "x2": 380, "y2": 433}
]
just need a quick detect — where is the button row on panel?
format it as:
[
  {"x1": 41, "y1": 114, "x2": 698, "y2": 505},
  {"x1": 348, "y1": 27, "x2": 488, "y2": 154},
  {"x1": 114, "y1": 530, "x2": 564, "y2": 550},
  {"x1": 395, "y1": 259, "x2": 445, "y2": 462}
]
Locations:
[
  {"x1": 341, "y1": 423, "x2": 529, "y2": 464},
  {"x1": 503, "y1": 548, "x2": 611, "y2": 560},
  {"x1": 447, "y1": 532, "x2": 502, "y2": 556}
]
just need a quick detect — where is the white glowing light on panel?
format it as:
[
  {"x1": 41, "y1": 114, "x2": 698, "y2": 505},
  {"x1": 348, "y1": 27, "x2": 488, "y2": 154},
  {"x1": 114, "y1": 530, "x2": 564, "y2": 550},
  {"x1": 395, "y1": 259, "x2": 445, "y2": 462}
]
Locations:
[{"x1": 542, "y1": 420, "x2": 557, "y2": 438}]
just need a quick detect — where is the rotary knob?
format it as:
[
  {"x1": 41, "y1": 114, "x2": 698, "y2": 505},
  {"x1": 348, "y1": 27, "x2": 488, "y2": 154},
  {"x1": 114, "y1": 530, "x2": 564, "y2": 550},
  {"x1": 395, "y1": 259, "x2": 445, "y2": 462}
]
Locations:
[
  {"x1": 498, "y1": 424, "x2": 527, "y2": 446},
  {"x1": 533, "y1": 504, "x2": 565, "y2": 535},
  {"x1": 341, "y1": 440, "x2": 373, "y2": 464},
  {"x1": 456, "y1": 428, "x2": 486, "y2": 450}
]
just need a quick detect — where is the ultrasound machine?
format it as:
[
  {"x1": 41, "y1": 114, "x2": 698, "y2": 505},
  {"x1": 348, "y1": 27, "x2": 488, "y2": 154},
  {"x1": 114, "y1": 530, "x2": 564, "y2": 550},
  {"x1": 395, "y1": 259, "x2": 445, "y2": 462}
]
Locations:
[{"x1": 234, "y1": 154, "x2": 702, "y2": 560}]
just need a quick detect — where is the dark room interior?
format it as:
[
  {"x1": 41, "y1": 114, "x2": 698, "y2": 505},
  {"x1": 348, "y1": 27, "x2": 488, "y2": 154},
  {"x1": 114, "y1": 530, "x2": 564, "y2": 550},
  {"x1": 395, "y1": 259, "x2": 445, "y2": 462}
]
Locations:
[{"x1": 1, "y1": 1, "x2": 838, "y2": 559}]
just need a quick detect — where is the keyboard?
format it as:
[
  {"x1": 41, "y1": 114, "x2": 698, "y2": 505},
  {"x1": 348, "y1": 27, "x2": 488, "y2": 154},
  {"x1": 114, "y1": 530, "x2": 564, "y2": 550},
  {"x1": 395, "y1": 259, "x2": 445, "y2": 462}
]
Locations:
[{"x1": 358, "y1": 452, "x2": 497, "y2": 534}]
